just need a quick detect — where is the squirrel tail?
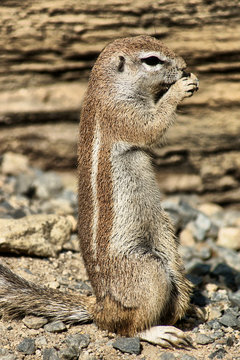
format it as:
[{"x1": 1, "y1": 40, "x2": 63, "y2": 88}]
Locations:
[{"x1": 0, "y1": 263, "x2": 95, "y2": 324}]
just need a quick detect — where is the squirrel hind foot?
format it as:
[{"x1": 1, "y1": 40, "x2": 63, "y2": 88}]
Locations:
[{"x1": 138, "y1": 325, "x2": 193, "y2": 348}]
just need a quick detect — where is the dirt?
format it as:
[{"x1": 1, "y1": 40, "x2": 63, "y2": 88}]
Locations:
[{"x1": 0, "y1": 252, "x2": 239, "y2": 360}]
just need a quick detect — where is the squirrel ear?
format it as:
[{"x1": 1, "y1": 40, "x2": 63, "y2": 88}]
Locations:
[{"x1": 117, "y1": 56, "x2": 125, "y2": 72}]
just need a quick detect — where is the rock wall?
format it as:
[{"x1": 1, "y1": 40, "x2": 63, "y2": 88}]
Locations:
[{"x1": 1, "y1": 0, "x2": 240, "y2": 205}]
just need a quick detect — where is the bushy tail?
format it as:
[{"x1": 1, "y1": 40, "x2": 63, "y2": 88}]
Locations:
[{"x1": 0, "y1": 263, "x2": 95, "y2": 323}]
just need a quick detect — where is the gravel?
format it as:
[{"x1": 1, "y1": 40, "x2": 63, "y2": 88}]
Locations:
[{"x1": 0, "y1": 152, "x2": 240, "y2": 359}]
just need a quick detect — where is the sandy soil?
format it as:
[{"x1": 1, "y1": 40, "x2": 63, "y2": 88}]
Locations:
[{"x1": 0, "y1": 251, "x2": 239, "y2": 360}]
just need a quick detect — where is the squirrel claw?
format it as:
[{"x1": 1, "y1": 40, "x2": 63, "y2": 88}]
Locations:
[{"x1": 138, "y1": 325, "x2": 193, "y2": 348}]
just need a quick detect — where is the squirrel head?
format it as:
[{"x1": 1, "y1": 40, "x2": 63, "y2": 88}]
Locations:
[{"x1": 91, "y1": 35, "x2": 187, "y2": 102}]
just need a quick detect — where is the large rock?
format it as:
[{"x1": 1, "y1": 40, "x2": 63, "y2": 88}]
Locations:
[{"x1": 0, "y1": 214, "x2": 73, "y2": 257}]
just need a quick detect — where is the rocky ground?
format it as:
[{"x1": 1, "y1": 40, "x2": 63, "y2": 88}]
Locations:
[{"x1": 0, "y1": 152, "x2": 240, "y2": 360}]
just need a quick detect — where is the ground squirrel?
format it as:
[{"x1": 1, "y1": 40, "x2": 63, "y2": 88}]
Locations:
[{"x1": 0, "y1": 35, "x2": 199, "y2": 347}]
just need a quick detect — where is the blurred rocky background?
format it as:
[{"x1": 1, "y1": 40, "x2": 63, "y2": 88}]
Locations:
[{"x1": 1, "y1": 0, "x2": 240, "y2": 207}]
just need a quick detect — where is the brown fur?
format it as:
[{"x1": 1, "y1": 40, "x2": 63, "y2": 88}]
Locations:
[{"x1": 0, "y1": 35, "x2": 198, "y2": 339}]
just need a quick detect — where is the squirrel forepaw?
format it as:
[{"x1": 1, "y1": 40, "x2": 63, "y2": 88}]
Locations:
[
  {"x1": 181, "y1": 72, "x2": 199, "y2": 97},
  {"x1": 138, "y1": 325, "x2": 193, "y2": 348},
  {"x1": 173, "y1": 73, "x2": 199, "y2": 100}
]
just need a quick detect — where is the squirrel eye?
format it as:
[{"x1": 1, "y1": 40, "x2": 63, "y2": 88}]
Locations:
[{"x1": 141, "y1": 56, "x2": 164, "y2": 66}]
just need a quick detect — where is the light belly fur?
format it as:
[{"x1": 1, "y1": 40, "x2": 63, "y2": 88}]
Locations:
[{"x1": 109, "y1": 142, "x2": 172, "y2": 257}]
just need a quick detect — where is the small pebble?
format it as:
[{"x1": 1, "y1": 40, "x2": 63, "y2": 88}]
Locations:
[
  {"x1": 64, "y1": 334, "x2": 90, "y2": 350},
  {"x1": 74, "y1": 281, "x2": 92, "y2": 292},
  {"x1": 48, "y1": 280, "x2": 60, "y2": 289},
  {"x1": 219, "y1": 313, "x2": 238, "y2": 329},
  {"x1": 23, "y1": 315, "x2": 48, "y2": 329},
  {"x1": 35, "y1": 336, "x2": 48, "y2": 348},
  {"x1": 33, "y1": 171, "x2": 63, "y2": 199},
  {"x1": 212, "y1": 245, "x2": 240, "y2": 272},
  {"x1": 212, "y1": 263, "x2": 237, "y2": 291},
  {"x1": 210, "y1": 330, "x2": 224, "y2": 340},
  {"x1": 179, "y1": 228, "x2": 195, "y2": 246},
  {"x1": 195, "y1": 333, "x2": 215, "y2": 345},
  {"x1": 58, "y1": 346, "x2": 78, "y2": 359},
  {"x1": 205, "y1": 283, "x2": 218, "y2": 293},
  {"x1": 217, "y1": 227, "x2": 240, "y2": 250},
  {"x1": 180, "y1": 355, "x2": 197, "y2": 360},
  {"x1": 211, "y1": 290, "x2": 229, "y2": 302},
  {"x1": 226, "y1": 335, "x2": 235, "y2": 347},
  {"x1": 0, "y1": 355, "x2": 17, "y2": 360},
  {"x1": 0, "y1": 348, "x2": 17, "y2": 359},
  {"x1": 195, "y1": 212, "x2": 212, "y2": 232},
  {"x1": 207, "y1": 320, "x2": 222, "y2": 331},
  {"x1": 198, "y1": 203, "x2": 222, "y2": 217},
  {"x1": 198, "y1": 246, "x2": 212, "y2": 260},
  {"x1": 112, "y1": 337, "x2": 141, "y2": 355},
  {"x1": 42, "y1": 348, "x2": 60, "y2": 360},
  {"x1": 160, "y1": 353, "x2": 176, "y2": 360},
  {"x1": 208, "y1": 348, "x2": 227, "y2": 359},
  {"x1": 0, "y1": 349, "x2": 10, "y2": 356},
  {"x1": 207, "y1": 306, "x2": 222, "y2": 321},
  {"x1": 17, "y1": 337, "x2": 36, "y2": 355},
  {"x1": 79, "y1": 352, "x2": 97, "y2": 360},
  {"x1": 229, "y1": 290, "x2": 240, "y2": 308},
  {"x1": 1, "y1": 152, "x2": 30, "y2": 175},
  {"x1": 44, "y1": 320, "x2": 66, "y2": 333}
]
